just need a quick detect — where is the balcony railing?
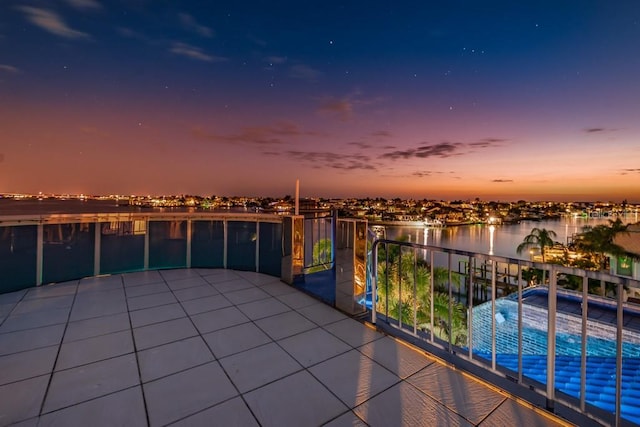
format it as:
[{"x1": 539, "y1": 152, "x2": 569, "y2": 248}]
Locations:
[
  {"x1": 0, "y1": 212, "x2": 284, "y2": 293},
  {"x1": 4, "y1": 211, "x2": 638, "y2": 425},
  {"x1": 369, "y1": 238, "x2": 640, "y2": 426}
]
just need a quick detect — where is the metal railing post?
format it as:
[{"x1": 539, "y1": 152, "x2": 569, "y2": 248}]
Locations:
[
  {"x1": 430, "y1": 250, "x2": 434, "y2": 343},
  {"x1": 94, "y1": 222, "x2": 101, "y2": 276},
  {"x1": 36, "y1": 223, "x2": 43, "y2": 286},
  {"x1": 580, "y1": 275, "x2": 588, "y2": 412},
  {"x1": 186, "y1": 219, "x2": 192, "y2": 268},
  {"x1": 371, "y1": 240, "x2": 378, "y2": 325},
  {"x1": 448, "y1": 252, "x2": 453, "y2": 352},
  {"x1": 517, "y1": 261, "x2": 523, "y2": 384},
  {"x1": 616, "y1": 283, "x2": 623, "y2": 427},
  {"x1": 413, "y1": 247, "x2": 418, "y2": 335},
  {"x1": 491, "y1": 260, "x2": 496, "y2": 371},
  {"x1": 398, "y1": 245, "x2": 403, "y2": 327},
  {"x1": 546, "y1": 265, "x2": 557, "y2": 412},
  {"x1": 255, "y1": 221, "x2": 260, "y2": 272},
  {"x1": 143, "y1": 219, "x2": 150, "y2": 270},
  {"x1": 468, "y1": 255, "x2": 474, "y2": 359},
  {"x1": 223, "y1": 220, "x2": 228, "y2": 269}
]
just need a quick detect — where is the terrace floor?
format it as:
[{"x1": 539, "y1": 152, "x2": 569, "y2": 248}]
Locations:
[{"x1": 0, "y1": 269, "x2": 568, "y2": 426}]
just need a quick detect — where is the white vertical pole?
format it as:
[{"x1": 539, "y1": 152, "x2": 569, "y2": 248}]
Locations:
[
  {"x1": 186, "y1": 219, "x2": 192, "y2": 268},
  {"x1": 94, "y1": 222, "x2": 101, "y2": 276},
  {"x1": 143, "y1": 220, "x2": 150, "y2": 270},
  {"x1": 295, "y1": 179, "x2": 299, "y2": 216},
  {"x1": 36, "y1": 224, "x2": 43, "y2": 286}
]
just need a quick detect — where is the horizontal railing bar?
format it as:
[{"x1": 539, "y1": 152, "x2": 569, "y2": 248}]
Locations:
[
  {"x1": 0, "y1": 212, "x2": 284, "y2": 226},
  {"x1": 371, "y1": 238, "x2": 640, "y2": 287}
]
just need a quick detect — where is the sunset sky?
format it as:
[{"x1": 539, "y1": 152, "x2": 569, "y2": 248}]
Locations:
[{"x1": 1, "y1": 1, "x2": 639, "y2": 201}]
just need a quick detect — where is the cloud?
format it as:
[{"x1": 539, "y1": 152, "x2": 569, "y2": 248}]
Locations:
[
  {"x1": 371, "y1": 130, "x2": 392, "y2": 138},
  {"x1": 381, "y1": 142, "x2": 461, "y2": 160},
  {"x1": 620, "y1": 168, "x2": 640, "y2": 175},
  {"x1": 381, "y1": 138, "x2": 503, "y2": 160},
  {"x1": 191, "y1": 121, "x2": 324, "y2": 146},
  {"x1": 64, "y1": 0, "x2": 102, "y2": 10},
  {"x1": 412, "y1": 171, "x2": 433, "y2": 178},
  {"x1": 492, "y1": 179, "x2": 514, "y2": 183},
  {"x1": 266, "y1": 56, "x2": 287, "y2": 64},
  {"x1": 0, "y1": 65, "x2": 19, "y2": 73},
  {"x1": 317, "y1": 97, "x2": 353, "y2": 121},
  {"x1": 17, "y1": 6, "x2": 90, "y2": 39},
  {"x1": 179, "y1": 13, "x2": 213, "y2": 37},
  {"x1": 289, "y1": 64, "x2": 322, "y2": 82},
  {"x1": 348, "y1": 142, "x2": 372, "y2": 149},
  {"x1": 170, "y1": 42, "x2": 226, "y2": 62},
  {"x1": 285, "y1": 151, "x2": 376, "y2": 171},
  {"x1": 468, "y1": 138, "x2": 508, "y2": 148},
  {"x1": 584, "y1": 127, "x2": 615, "y2": 133}
]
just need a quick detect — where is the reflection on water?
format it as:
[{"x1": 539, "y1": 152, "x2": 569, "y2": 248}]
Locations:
[{"x1": 384, "y1": 216, "x2": 637, "y2": 260}]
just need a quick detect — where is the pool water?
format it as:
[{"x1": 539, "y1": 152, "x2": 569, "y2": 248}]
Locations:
[{"x1": 472, "y1": 298, "x2": 640, "y2": 424}]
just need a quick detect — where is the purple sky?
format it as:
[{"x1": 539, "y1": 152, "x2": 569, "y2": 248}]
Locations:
[{"x1": 1, "y1": 1, "x2": 639, "y2": 201}]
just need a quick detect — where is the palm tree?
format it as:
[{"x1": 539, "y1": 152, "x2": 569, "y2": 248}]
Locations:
[
  {"x1": 312, "y1": 238, "x2": 332, "y2": 265},
  {"x1": 573, "y1": 219, "x2": 627, "y2": 271},
  {"x1": 516, "y1": 227, "x2": 558, "y2": 262}
]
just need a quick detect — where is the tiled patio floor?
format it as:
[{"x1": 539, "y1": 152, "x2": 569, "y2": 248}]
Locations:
[{"x1": 0, "y1": 269, "x2": 568, "y2": 426}]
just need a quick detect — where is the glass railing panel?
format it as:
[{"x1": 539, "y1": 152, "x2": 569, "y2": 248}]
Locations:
[
  {"x1": 258, "y1": 222, "x2": 282, "y2": 276},
  {"x1": 191, "y1": 220, "x2": 224, "y2": 268},
  {"x1": 0, "y1": 224, "x2": 37, "y2": 292},
  {"x1": 227, "y1": 221, "x2": 256, "y2": 271},
  {"x1": 43, "y1": 223, "x2": 95, "y2": 283},
  {"x1": 149, "y1": 220, "x2": 187, "y2": 269},
  {"x1": 304, "y1": 217, "x2": 333, "y2": 272},
  {"x1": 99, "y1": 221, "x2": 145, "y2": 274}
]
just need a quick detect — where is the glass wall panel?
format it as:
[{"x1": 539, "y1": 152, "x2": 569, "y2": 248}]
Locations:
[
  {"x1": 100, "y1": 221, "x2": 145, "y2": 274},
  {"x1": 227, "y1": 221, "x2": 256, "y2": 271},
  {"x1": 43, "y1": 223, "x2": 95, "y2": 283},
  {"x1": 149, "y1": 220, "x2": 187, "y2": 269},
  {"x1": 191, "y1": 220, "x2": 224, "y2": 268},
  {"x1": 259, "y1": 222, "x2": 282, "y2": 276},
  {"x1": 0, "y1": 225, "x2": 37, "y2": 292}
]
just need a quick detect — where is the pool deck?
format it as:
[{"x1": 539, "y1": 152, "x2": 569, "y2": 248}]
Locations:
[{"x1": 1, "y1": 269, "x2": 568, "y2": 426}]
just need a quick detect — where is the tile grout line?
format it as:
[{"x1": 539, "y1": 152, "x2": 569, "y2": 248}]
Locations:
[
  {"x1": 36, "y1": 279, "x2": 80, "y2": 419},
  {"x1": 122, "y1": 273, "x2": 152, "y2": 427},
  {"x1": 159, "y1": 269, "x2": 265, "y2": 426}
]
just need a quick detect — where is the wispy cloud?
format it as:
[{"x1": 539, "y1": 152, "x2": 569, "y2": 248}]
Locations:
[
  {"x1": 266, "y1": 56, "x2": 287, "y2": 64},
  {"x1": 318, "y1": 97, "x2": 352, "y2": 121},
  {"x1": 191, "y1": 121, "x2": 324, "y2": 146},
  {"x1": 284, "y1": 151, "x2": 376, "y2": 171},
  {"x1": 381, "y1": 142, "x2": 460, "y2": 160},
  {"x1": 289, "y1": 64, "x2": 322, "y2": 82},
  {"x1": 620, "y1": 168, "x2": 640, "y2": 175},
  {"x1": 412, "y1": 171, "x2": 436, "y2": 178},
  {"x1": 348, "y1": 142, "x2": 372, "y2": 149},
  {"x1": 179, "y1": 13, "x2": 213, "y2": 37},
  {"x1": 0, "y1": 64, "x2": 19, "y2": 73},
  {"x1": 469, "y1": 138, "x2": 508, "y2": 148},
  {"x1": 584, "y1": 127, "x2": 616, "y2": 133},
  {"x1": 492, "y1": 179, "x2": 513, "y2": 183},
  {"x1": 380, "y1": 138, "x2": 504, "y2": 160},
  {"x1": 371, "y1": 130, "x2": 392, "y2": 138},
  {"x1": 17, "y1": 6, "x2": 90, "y2": 39},
  {"x1": 64, "y1": 0, "x2": 102, "y2": 10},
  {"x1": 170, "y1": 42, "x2": 226, "y2": 62}
]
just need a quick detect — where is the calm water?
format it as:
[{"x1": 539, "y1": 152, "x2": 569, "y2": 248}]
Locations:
[
  {"x1": 0, "y1": 199, "x2": 248, "y2": 215},
  {"x1": 2, "y1": 199, "x2": 637, "y2": 261},
  {"x1": 383, "y1": 215, "x2": 639, "y2": 261}
]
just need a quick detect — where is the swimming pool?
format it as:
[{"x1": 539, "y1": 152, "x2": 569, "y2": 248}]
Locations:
[{"x1": 472, "y1": 296, "x2": 640, "y2": 424}]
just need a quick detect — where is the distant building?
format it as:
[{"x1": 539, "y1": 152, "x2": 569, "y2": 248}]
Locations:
[{"x1": 609, "y1": 223, "x2": 640, "y2": 301}]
